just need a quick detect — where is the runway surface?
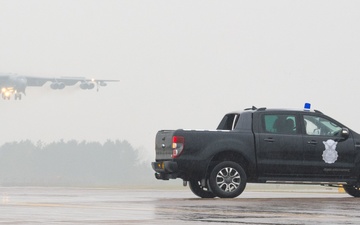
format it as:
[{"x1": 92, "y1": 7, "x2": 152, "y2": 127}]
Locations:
[{"x1": 0, "y1": 185, "x2": 359, "y2": 224}]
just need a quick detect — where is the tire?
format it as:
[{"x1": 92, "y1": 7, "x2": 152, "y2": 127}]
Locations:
[
  {"x1": 189, "y1": 179, "x2": 216, "y2": 198},
  {"x1": 343, "y1": 185, "x2": 360, "y2": 197},
  {"x1": 209, "y1": 161, "x2": 247, "y2": 198}
]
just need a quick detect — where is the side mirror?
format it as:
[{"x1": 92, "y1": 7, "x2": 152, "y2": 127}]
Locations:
[{"x1": 340, "y1": 128, "x2": 350, "y2": 140}]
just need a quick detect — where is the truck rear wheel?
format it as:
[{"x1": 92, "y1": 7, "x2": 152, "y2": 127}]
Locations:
[
  {"x1": 343, "y1": 185, "x2": 360, "y2": 197},
  {"x1": 189, "y1": 179, "x2": 216, "y2": 198},
  {"x1": 209, "y1": 161, "x2": 247, "y2": 198}
]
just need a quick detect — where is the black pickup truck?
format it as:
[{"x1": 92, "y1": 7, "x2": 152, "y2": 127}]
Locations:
[{"x1": 152, "y1": 106, "x2": 360, "y2": 198}]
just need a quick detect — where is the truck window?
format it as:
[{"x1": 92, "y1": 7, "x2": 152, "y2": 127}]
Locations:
[
  {"x1": 303, "y1": 115, "x2": 341, "y2": 136},
  {"x1": 217, "y1": 114, "x2": 240, "y2": 130},
  {"x1": 263, "y1": 114, "x2": 296, "y2": 134}
]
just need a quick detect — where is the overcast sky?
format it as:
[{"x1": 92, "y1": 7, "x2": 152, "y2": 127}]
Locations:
[{"x1": 0, "y1": 0, "x2": 359, "y2": 162}]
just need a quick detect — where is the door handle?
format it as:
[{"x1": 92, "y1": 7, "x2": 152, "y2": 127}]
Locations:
[
  {"x1": 264, "y1": 138, "x2": 275, "y2": 143},
  {"x1": 307, "y1": 140, "x2": 317, "y2": 145}
]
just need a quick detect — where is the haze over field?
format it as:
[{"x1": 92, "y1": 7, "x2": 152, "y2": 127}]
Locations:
[
  {"x1": 0, "y1": 140, "x2": 158, "y2": 187},
  {"x1": 0, "y1": 0, "x2": 359, "y2": 168}
]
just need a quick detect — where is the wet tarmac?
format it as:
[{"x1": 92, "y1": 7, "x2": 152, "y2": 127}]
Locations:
[{"x1": 0, "y1": 186, "x2": 359, "y2": 224}]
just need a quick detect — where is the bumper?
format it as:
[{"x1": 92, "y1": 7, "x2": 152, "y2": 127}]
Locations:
[{"x1": 151, "y1": 161, "x2": 179, "y2": 180}]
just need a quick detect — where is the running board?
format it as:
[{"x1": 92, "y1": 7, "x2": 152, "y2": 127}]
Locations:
[{"x1": 265, "y1": 180, "x2": 348, "y2": 185}]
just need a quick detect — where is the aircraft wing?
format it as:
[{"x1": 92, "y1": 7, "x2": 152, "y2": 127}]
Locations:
[
  {"x1": 25, "y1": 76, "x2": 119, "y2": 87},
  {"x1": 0, "y1": 73, "x2": 119, "y2": 100},
  {"x1": 24, "y1": 76, "x2": 53, "y2": 86}
]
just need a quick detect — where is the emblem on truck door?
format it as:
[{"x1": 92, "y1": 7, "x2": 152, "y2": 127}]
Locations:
[{"x1": 322, "y1": 139, "x2": 338, "y2": 164}]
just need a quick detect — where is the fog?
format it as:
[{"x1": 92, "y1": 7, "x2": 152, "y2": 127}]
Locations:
[
  {"x1": 0, "y1": 1, "x2": 359, "y2": 186},
  {"x1": 0, "y1": 140, "x2": 157, "y2": 187}
]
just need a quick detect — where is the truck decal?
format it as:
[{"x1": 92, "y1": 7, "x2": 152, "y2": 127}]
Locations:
[{"x1": 322, "y1": 139, "x2": 338, "y2": 164}]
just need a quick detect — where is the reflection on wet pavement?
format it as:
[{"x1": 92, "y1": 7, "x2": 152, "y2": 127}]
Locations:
[
  {"x1": 0, "y1": 187, "x2": 359, "y2": 224},
  {"x1": 155, "y1": 195, "x2": 359, "y2": 224}
]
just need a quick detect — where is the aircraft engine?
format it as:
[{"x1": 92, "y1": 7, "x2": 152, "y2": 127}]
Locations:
[
  {"x1": 58, "y1": 82, "x2": 65, "y2": 89},
  {"x1": 80, "y1": 82, "x2": 95, "y2": 90},
  {"x1": 99, "y1": 81, "x2": 107, "y2": 87},
  {"x1": 50, "y1": 82, "x2": 66, "y2": 90},
  {"x1": 80, "y1": 82, "x2": 88, "y2": 89},
  {"x1": 50, "y1": 82, "x2": 59, "y2": 89},
  {"x1": 88, "y1": 83, "x2": 95, "y2": 89}
]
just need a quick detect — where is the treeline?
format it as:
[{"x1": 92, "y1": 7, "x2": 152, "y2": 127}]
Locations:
[{"x1": 0, "y1": 140, "x2": 155, "y2": 187}]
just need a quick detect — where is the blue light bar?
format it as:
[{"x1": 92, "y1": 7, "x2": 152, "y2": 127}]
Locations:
[{"x1": 304, "y1": 103, "x2": 311, "y2": 111}]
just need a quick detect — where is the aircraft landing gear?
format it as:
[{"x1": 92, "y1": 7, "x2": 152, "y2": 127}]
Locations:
[
  {"x1": 14, "y1": 93, "x2": 22, "y2": 100},
  {"x1": 2, "y1": 93, "x2": 10, "y2": 100}
]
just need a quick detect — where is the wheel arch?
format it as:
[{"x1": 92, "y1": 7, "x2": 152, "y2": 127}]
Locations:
[{"x1": 206, "y1": 150, "x2": 255, "y2": 180}]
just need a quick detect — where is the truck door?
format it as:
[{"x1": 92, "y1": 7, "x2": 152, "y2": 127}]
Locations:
[
  {"x1": 256, "y1": 113, "x2": 304, "y2": 177},
  {"x1": 301, "y1": 114, "x2": 355, "y2": 178}
]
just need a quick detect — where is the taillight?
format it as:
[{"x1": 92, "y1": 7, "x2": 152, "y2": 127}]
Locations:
[{"x1": 171, "y1": 136, "x2": 184, "y2": 158}]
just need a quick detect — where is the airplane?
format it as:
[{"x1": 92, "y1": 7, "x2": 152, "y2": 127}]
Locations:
[{"x1": 0, "y1": 73, "x2": 119, "y2": 100}]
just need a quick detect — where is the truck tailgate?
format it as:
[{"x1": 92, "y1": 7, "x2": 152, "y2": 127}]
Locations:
[{"x1": 155, "y1": 130, "x2": 175, "y2": 160}]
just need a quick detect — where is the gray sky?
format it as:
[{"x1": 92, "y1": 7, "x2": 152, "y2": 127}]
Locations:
[{"x1": 0, "y1": 0, "x2": 360, "y2": 162}]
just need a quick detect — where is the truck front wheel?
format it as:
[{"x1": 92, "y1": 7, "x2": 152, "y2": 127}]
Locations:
[
  {"x1": 189, "y1": 179, "x2": 216, "y2": 198},
  {"x1": 209, "y1": 161, "x2": 247, "y2": 198},
  {"x1": 343, "y1": 184, "x2": 360, "y2": 197}
]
